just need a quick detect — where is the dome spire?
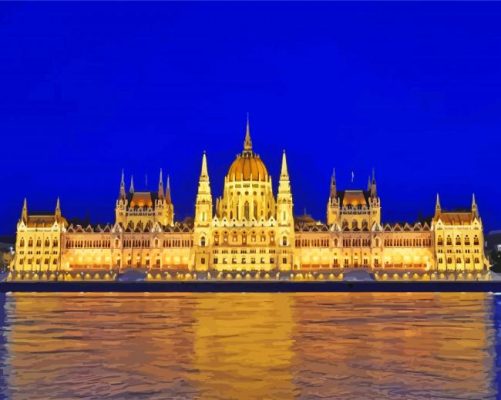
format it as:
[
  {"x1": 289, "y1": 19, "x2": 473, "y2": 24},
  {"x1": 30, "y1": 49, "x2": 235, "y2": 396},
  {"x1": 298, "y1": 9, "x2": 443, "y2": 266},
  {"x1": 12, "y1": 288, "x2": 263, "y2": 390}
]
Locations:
[{"x1": 243, "y1": 112, "x2": 252, "y2": 153}]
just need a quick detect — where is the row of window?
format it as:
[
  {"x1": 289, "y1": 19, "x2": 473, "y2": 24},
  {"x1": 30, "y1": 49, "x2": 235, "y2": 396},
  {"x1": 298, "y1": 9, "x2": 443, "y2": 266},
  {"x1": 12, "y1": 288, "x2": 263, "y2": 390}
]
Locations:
[
  {"x1": 19, "y1": 238, "x2": 58, "y2": 248},
  {"x1": 384, "y1": 239, "x2": 432, "y2": 247},
  {"x1": 66, "y1": 240, "x2": 111, "y2": 248},
  {"x1": 437, "y1": 235, "x2": 479, "y2": 246},
  {"x1": 296, "y1": 239, "x2": 330, "y2": 248},
  {"x1": 213, "y1": 257, "x2": 275, "y2": 265},
  {"x1": 65, "y1": 239, "x2": 192, "y2": 249},
  {"x1": 18, "y1": 258, "x2": 58, "y2": 265},
  {"x1": 214, "y1": 249, "x2": 275, "y2": 254},
  {"x1": 213, "y1": 232, "x2": 276, "y2": 246},
  {"x1": 438, "y1": 257, "x2": 481, "y2": 264}
]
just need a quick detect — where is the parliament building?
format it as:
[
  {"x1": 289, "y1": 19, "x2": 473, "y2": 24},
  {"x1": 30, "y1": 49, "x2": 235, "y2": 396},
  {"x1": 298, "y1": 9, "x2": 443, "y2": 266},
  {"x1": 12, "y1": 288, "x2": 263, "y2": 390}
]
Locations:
[{"x1": 9, "y1": 120, "x2": 488, "y2": 281}]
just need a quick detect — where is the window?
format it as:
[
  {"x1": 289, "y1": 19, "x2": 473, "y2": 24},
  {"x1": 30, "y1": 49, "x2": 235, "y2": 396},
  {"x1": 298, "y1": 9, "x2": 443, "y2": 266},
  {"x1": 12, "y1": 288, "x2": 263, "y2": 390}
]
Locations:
[
  {"x1": 455, "y1": 236, "x2": 461, "y2": 246},
  {"x1": 200, "y1": 237, "x2": 206, "y2": 247},
  {"x1": 282, "y1": 236, "x2": 287, "y2": 246},
  {"x1": 244, "y1": 201, "x2": 250, "y2": 220},
  {"x1": 474, "y1": 236, "x2": 479, "y2": 246},
  {"x1": 446, "y1": 236, "x2": 452, "y2": 246},
  {"x1": 437, "y1": 236, "x2": 443, "y2": 246},
  {"x1": 283, "y1": 257, "x2": 287, "y2": 264}
]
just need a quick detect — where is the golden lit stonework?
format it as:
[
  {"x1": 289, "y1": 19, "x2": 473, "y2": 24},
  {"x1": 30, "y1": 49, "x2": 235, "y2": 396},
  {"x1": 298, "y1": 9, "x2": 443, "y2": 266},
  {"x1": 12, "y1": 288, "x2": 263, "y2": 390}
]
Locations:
[{"x1": 9, "y1": 119, "x2": 488, "y2": 281}]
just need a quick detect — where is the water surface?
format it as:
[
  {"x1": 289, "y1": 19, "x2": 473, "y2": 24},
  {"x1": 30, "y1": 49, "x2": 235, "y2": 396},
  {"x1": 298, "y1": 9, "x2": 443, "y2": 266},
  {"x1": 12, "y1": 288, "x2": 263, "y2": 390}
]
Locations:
[{"x1": 0, "y1": 293, "x2": 499, "y2": 399}]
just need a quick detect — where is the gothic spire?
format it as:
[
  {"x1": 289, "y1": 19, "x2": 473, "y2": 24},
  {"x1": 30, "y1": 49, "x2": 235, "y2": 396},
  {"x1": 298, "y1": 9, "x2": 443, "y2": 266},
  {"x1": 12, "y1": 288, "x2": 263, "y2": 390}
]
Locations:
[
  {"x1": 243, "y1": 113, "x2": 252, "y2": 153},
  {"x1": 280, "y1": 150, "x2": 289, "y2": 179},
  {"x1": 119, "y1": 169, "x2": 126, "y2": 199},
  {"x1": 472, "y1": 193, "x2": 478, "y2": 217},
  {"x1": 21, "y1": 198, "x2": 28, "y2": 222},
  {"x1": 370, "y1": 168, "x2": 377, "y2": 197},
  {"x1": 435, "y1": 193, "x2": 441, "y2": 215},
  {"x1": 330, "y1": 168, "x2": 337, "y2": 199},
  {"x1": 129, "y1": 175, "x2": 135, "y2": 193},
  {"x1": 200, "y1": 151, "x2": 209, "y2": 180},
  {"x1": 55, "y1": 197, "x2": 61, "y2": 219},
  {"x1": 165, "y1": 174, "x2": 172, "y2": 203},
  {"x1": 158, "y1": 168, "x2": 164, "y2": 199}
]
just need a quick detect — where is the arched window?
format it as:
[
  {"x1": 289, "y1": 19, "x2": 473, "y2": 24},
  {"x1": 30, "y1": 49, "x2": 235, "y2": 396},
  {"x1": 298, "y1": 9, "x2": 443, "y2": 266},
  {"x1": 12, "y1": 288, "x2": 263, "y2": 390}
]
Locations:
[
  {"x1": 45, "y1": 239, "x2": 50, "y2": 247},
  {"x1": 352, "y1": 220, "x2": 358, "y2": 230},
  {"x1": 53, "y1": 239, "x2": 58, "y2": 247},
  {"x1": 333, "y1": 238, "x2": 338, "y2": 247},
  {"x1": 464, "y1": 236, "x2": 470, "y2": 245},
  {"x1": 375, "y1": 238, "x2": 380, "y2": 247},
  {"x1": 455, "y1": 235, "x2": 461, "y2": 246},
  {"x1": 446, "y1": 236, "x2": 452, "y2": 246},
  {"x1": 437, "y1": 236, "x2": 443, "y2": 246},
  {"x1": 282, "y1": 236, "x2": 287, "y2": 246},
  {"x1": 36, "y1": 239, "x2": 41, "y2": 247},
  {"x1": 474, "y1": 235, "x2": 479, "y2": 246},
  {"x1": 20, "y1": 238, "x2": 25, "y2": 247},
  {"x1": 253, "y1": 201, "x2": 258, "y2": 220},
  {"x1": 362, "y1": 220, "x2": 368, "y2": 231},
  {"x1": 244, "y1": 201, "x2": 250, "y2": 220},
  {"x1": 200, "y1": 236, "x2": 206, "y2": 247}
]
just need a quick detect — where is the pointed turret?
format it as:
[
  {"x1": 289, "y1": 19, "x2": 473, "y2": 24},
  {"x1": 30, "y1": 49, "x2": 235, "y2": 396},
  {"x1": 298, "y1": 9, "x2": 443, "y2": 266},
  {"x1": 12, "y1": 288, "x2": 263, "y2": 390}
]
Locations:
[
  {"x1": 200, "y1": 151, "x2": 209, "y2": 181},
  {"x1": 55, "y1": 197, "x2": 61, "y2": 219},
  {"x1": 129, "y1": 175, "x2": 135, "y2": 193},
  {"x1": 21, "y1": 198, "x2": 28, "y2": 222},
  {"x1": 472, "y1": 193, "x2": 478, "y2": 217},
  {"x1": 243, "y1": 113, "x2": 252, "y2": 154},
  {"x1": 277, "y1": 150, "x2": 293, "y2": 226},
  {"x1": 435, "y1": 193, "x2": 441, "y2": 216},
  {"x1": 119, "y1": 169, "x2": 126, "y2": 199},
  {"x1": 158, "y1": 168, "x2": 164, "y2": 199},
  {"x1": 370, "y1": 168, "x2": 377, "y2": 197},
  {"x1": 280, "y1": 150, "x2": 289, "y2": 179},
  {"x1": 165, "y1": 174, "x2": 172, "y2": 203},
  {"x1": 195, "y1": 152, "x2": 213, "y2": 238},
  {"x1": 330, "y1": 169, "x2": 337, "y2": 199}
]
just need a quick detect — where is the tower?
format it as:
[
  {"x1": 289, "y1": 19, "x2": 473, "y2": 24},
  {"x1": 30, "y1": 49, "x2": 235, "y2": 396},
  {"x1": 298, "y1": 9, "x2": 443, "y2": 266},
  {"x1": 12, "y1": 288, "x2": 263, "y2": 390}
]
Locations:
[
  {"x1": 472, "y1": 193, "x2": 478, "y2": 218},
  {"x1": 193, "y1": 152, "x2": 213, "y2": 271},
  {"x1": 155, "y1": 169, "x2": 174, "y2": 226},
  {"x1": 435, "y1": 193, "x2": 441, "y2": 217},
  {"x1": 326, "y1": 169, "x2": 340, "y2": 225},
  {"x1": 21, "y1": 198, "x2": 28, "y2": 223},
  {"x1": 55, "y1": 197, "x2": 61, "y2": 221},
  {"x1": 115, "y1": 171, "x2": 128, "y2": 225},
  {"x1": 276, "y1": 150, "x2": 294, "y2": 270}
]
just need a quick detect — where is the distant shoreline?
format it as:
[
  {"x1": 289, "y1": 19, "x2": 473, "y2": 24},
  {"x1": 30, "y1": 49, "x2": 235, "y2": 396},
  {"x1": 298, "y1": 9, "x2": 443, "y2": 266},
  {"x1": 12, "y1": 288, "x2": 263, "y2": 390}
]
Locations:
[{"x1": 2, "y1": 281, "x2": 501, "y2": 293}]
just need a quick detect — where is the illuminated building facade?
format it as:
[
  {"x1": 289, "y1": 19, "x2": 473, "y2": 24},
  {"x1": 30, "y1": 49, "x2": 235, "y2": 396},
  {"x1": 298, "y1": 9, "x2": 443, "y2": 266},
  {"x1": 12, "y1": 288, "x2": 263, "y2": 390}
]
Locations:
[{"x1": 9, "y1": 120, "x2": 488, "y2": 280}]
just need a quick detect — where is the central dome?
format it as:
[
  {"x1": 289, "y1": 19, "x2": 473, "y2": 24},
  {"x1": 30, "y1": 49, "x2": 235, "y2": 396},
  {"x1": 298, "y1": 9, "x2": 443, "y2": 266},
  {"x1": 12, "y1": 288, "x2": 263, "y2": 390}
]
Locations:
[{"x1": 226, "y1": 118, "x2": 269, "y2": 182}]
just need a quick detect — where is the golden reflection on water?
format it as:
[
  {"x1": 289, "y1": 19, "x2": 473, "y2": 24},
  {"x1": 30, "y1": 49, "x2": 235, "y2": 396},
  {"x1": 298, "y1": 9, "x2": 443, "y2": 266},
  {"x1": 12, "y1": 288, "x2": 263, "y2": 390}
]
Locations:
[{"x1": 0, "y1": 293, "x2": 497, "y2": 399}]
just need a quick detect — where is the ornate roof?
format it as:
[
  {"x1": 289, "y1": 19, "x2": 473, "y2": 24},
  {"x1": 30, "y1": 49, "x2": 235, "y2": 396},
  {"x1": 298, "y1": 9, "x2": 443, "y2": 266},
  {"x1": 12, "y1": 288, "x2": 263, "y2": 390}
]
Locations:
[
  {"x1": 338, "y1": 190, "x2": 370, "y2": 207},
  {"x1": 227, "y1": 152, "x2": 269, "y2": 182},
  {"x1": 437, "y1": 211, "x2": 476, "y2": 225},
  {"x1": 226, "y1": 116, "x2": 269, "y2": 182}
]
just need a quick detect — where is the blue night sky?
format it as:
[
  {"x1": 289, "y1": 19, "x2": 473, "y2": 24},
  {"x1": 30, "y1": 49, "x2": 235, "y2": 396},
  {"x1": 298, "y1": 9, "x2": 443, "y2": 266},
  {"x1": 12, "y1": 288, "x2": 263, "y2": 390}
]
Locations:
[{"x1": 1, "y1": 3, "x2": 500, "y2": 235}]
